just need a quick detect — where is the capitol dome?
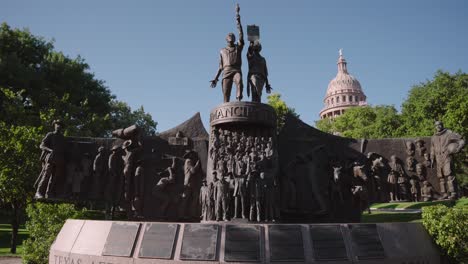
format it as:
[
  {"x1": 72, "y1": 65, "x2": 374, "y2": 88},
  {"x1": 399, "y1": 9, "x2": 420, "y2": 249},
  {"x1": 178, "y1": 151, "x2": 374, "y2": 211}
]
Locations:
[{"x1": 319, "y1": 50, "x2": 367, "y2": 119}]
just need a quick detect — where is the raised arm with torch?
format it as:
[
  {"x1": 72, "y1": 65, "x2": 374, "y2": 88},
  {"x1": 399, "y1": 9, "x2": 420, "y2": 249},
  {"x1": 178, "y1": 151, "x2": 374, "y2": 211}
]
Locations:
[{"x1": 210, "y1": 3, "x2": 244, "y2": 103}]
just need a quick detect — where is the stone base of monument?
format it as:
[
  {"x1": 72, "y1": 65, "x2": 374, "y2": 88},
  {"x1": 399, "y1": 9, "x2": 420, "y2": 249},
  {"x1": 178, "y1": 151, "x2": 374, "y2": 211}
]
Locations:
[{"x1": 50, "y1": 220, "x2": 440, "y2": 264}]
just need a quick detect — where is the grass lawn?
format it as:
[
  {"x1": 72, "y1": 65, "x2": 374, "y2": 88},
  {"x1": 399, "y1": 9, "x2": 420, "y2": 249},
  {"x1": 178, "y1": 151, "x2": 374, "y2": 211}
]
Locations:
[
  {"x1": 370, "y1": 200, "x2": 455, "y2": 209},
  {"x1": 0, "y1": 223, "x2": 29, "y2": 256}
]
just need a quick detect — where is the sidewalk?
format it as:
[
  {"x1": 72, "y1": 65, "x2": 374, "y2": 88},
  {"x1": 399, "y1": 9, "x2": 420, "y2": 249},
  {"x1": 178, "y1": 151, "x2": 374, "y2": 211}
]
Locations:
[
  {"x1": 370, "y1": 208, "x2": 422, "y2": 213},
  {"x1": 0, "y1": 257, "x2": 21, "y2": 264}
]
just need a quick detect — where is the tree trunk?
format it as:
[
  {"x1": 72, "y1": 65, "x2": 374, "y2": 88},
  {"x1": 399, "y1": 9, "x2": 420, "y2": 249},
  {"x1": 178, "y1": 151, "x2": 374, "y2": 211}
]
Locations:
[{"x1": 10, "y1": 202, "x2": 20, "y2": 254}]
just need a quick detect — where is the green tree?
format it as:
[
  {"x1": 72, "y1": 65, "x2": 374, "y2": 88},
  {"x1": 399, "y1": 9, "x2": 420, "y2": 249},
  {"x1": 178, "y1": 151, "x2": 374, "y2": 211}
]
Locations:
[
  {"x1": 0, "y1": 22, "x2": 157, "y2": 137},
  {"x1": 108, "y1": 100, "x2": 157, "y2": 136},
  {"x1": 0, "y1": 23, "x2": 158, "y2": 254},
  {"x1": 401, "y1": 70, "x2": 468, "y2": 191},
  {"x1": 315, "y1": 105, "x2": 403, "y2": 139},
  {"x1": 401, "y1": 70, "x2": 468, "y2": 138},
  {"x1": 266, "y1": 93, "x2": 299, "y2": 130},
  {"x1": 22, "y1": 203, "x2": 84, "y2": 264},
  {"x1": 0, "y1": 122, "x2": 42, "y2": 254}
]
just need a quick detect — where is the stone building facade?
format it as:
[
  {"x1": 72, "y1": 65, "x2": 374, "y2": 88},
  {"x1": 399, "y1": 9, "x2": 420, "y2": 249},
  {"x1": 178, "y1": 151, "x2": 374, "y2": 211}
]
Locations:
[{"x1": 319, "y1": 50, "x2": 367, "y2": 119}]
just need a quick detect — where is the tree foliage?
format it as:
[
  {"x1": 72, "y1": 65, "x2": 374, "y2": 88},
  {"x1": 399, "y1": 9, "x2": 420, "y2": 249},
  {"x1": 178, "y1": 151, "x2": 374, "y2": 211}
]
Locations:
[
  {"x1": 316, "y1": 105, "x2": 403, "y2": 139},
  {"x1": 22, "y1": 203, "x2": 84, "y2": 264},
  {"x1": 109, "y1": 100, "x2": 157, "y2": 136},
  {"x1": 422, "y1": 205, "x2": 468, "y2": 262},
  {"x1": 0, "y1": 22, "x2": 158, "y2": 253},
  {"x1": 266, "y1": 93, "x2": 299, "y2": 130},
  {"x1": 0, "y1": 22, "x2": 157, "y2": 137}
]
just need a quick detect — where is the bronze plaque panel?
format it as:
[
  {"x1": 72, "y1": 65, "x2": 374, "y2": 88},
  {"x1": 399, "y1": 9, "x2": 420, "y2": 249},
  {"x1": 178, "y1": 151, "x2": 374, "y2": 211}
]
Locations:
[
  {"x1": 138, "y1": 223, "x2": 179, "y2": 259},
  {"x1": 180, "y1": 224, "x2": 219, "y2": 261},
  {"x1": 269, "y1": 225, "x2": 304, "y2": 262},
  {"x1": 309, "y1": 225, "x2": 348, "y2": 261},
  {"x1": 102, "y1": 222, "x2": 140, "y2": 257},
  {"x1": 349, "y1": 224, "x2": 385, "y2": 260},
  {"x1": 225, "y1": 225, "x2": 261, "y2": 262}
]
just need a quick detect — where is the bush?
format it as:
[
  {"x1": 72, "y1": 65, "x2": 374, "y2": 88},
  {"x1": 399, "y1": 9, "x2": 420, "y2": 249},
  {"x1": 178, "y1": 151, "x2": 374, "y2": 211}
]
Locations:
[
  {"x1": 22, "y1": 202, "x2": 84, "y2": 264},
  {"x1": 422, "y1": 204, "x2": 468, "y2": 263}
]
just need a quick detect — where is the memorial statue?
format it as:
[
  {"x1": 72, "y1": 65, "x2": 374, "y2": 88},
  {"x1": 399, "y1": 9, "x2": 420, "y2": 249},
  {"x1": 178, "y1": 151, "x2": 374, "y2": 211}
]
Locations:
[
  {"x1": 248, "y1": 171, "x2": 262, "y2": 222},
  {"x1": 430, "y1": 121, "x2": 465, "y2": 200},
  {"x1": 262, "y1": 173, "x2": 276, "y2": 222},
  {"x1": 421, "y1": 180, "x2": 433, "y2": 202},
  {"x1": 113, "y1": 125, "x2": 143, "y2": 217},
  {"x1": 92, "y1": 146, "x2": 107, "y2": 199},
  {"x1": 415, "y1": 138, "x2": 426, "y2": 157},
  {"x1": 409, "y1": 178, "x2": 418, "y2": 202},
  {"x1": 415, "y1": 163, "x2": 425, "y2": 181},
  {"x1": 181, "y1": 150, "x2": 201, "y2": 218},
  {"x1": 133, "y1": 160, "x2": 145, "y2": 218},
  {"x1": 153, "y1": 157, "x2": 177, "y2": 217},
  {"x1": 200, "y1": 179, "x2": 213, "y2": 221},
  {"x1": 233, "y1": 156, "x2": 248, "y2": 219},
  {"x1": 387, "y1": 155, "x2": 403, "y2": 202},
  {"x1": 210, "y1": 4, "x2": 244, "y2": 102},
  {"x1": 246, "y1": 40, "x2": 272, "y2": 102},
  {"x1": 213, "y1": 171, "x2": 229, "y2": 221},
  {"x1": 35, "y1": 120, "x2": 66, "y2": 199},
  {"x1": 107, "y1": 144, "x2": 123, "y2": 217}
]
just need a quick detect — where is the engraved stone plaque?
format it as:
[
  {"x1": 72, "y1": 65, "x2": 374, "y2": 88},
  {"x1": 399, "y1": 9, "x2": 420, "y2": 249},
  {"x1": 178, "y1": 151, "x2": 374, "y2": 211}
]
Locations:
[
  {"x1": 269, "y1": 225, "x2": 304, "y2": 262},
  {"x1": 349, "y1": 224, "x2": 385, "y2": 260},
  {"x1": 225, "y1": 225, "x2": 261, "y2": 262},
  {"x1": 138, "y1": 223, "x2": 178, "y2": 259},
  {"x1": 102, "y1": 222, "x2": 140, "y2": 257},
  {"x1": 180, "y1": 224, "x2": 219, "y2": 261},
  {"x1": 309, "y1": 225, "x2": 348, "y2": 261}
]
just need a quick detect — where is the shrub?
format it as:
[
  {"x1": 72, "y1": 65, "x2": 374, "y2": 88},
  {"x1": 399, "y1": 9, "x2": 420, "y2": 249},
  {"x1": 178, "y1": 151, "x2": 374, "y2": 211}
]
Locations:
[
  {"x1": 422, "y1": 204, "x2": 468, "y2": 263},
  {"x1": 22, "y1": 202, "x2": 84, "y2": 264}
]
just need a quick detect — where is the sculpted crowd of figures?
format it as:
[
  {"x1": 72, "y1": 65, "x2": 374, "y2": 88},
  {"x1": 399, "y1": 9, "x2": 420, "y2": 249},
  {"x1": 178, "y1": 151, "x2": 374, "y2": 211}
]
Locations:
[{"x1": 202, "y1": 127, "x2": 278, "y2": 222}]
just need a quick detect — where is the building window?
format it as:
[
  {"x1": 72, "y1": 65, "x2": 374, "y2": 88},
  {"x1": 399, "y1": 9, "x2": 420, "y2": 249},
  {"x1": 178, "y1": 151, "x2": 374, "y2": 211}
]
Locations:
[
  {"x1": 331, "y1": 98, "x2": 334, "y2": 104},
  {"x1": 355, "y1": 95, "x2": 358, "y2": 102},
  {"x1": 343, "y1": 96, "x2": 346, "y2": 102},
  {"x1": 349, "y1": 95, "x2": 352, "y2": 102},
  {"x1": 336, "y1": 97, "x2": 340, "y2": 103}
]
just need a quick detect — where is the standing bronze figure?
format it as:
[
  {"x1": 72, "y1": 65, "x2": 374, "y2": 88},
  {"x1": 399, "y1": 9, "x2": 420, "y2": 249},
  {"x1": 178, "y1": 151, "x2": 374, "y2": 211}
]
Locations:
[
  {"x1": 430, "y1": 121, "x2": 465, "y2": 200},
  {"x1": 210, "y1": 4, "x2": 244, "y2": 102},
  {"x1": 247, "y1": 40, "x2": 272, "y2": 102},
  {"x1": 35, "y1": 120, "x2": 66, "y2": 199}
]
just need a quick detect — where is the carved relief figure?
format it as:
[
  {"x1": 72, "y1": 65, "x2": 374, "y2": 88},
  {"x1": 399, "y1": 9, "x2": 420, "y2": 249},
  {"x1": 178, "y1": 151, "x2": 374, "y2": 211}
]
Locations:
[
  {"x1": 430, "y1": 121, "x2": 465, "y2": 200},
  {"x1": 213, "y1": 171, "x2": 229, "y2": 221},
  {"x1": 415, "y1": 138, "x2": 426, "y2": 157},
  {"x1": 35, "y1": 120, "x2": 66, "y2": 199},
  {"x1": 388, "y1": 155, "x2": 403, "y2": 202},
  {"x1": 331, "y1": 165, "x2": 344, "y2": 203},
  {"x1": 181, "y1": 150, "x2": 201, "y2": 218},
  {"x1": 210, "y1": 4, "x2": 244, "y2": 102},
  {"x1": 153, "y1": 157, "x2": 177, "y2": 217},
  {"x1": 415, "y1": 163, "x2": 425, "y2": 182},
  {"x1": 133, "y1": 160, "x2": 145, "y2": 218},
  {"x1": 233, "y1": 156, "x2": 248, "y2": 219},
  {"x1": 200, "y1": 179, "x2": 212, "y2": 221},
  {"x1": 107, "y1": 145, "x2": 123, "y2": 216},
  {"x1": 410, "y1": 178, "x2": 418, "y2": 202},
  {"x1": 92, "y1": 146, "x2": 107, "y2": 199},
  {"x1": 406, "y1": 156, "x2": 416, "y2": 172},
  {"x1": 421, "y1": 181, "x2": 433, "y2": 202},
  {"x1": 352, "y1": 162, "x2": 370, "y2": 214}
]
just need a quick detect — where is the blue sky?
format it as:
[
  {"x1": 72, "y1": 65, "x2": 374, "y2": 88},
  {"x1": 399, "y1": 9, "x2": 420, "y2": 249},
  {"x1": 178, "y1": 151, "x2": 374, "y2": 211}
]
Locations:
[{"x1": 2, "y1": 0, "x2": 468, "y2": 131}]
